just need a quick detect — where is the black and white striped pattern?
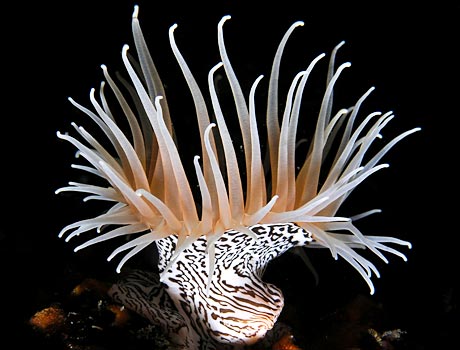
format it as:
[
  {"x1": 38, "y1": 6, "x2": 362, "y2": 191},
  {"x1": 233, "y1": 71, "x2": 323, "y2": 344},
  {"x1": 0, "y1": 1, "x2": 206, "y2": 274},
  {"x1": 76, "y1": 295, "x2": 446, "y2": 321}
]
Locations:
[{"x1": 110, "y1": 223, "x2": 312, "y2": 349}]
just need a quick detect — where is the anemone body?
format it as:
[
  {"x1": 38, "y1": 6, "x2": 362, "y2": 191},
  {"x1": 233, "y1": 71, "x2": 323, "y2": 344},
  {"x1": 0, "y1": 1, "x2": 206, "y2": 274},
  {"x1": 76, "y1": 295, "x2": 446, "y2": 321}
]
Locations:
[
  {"x1": 57, "y1": 5, "x2": 419, "y2": 349},
  {"x1": 109, "y1": 223, "x2": 312, "y2": 348}
]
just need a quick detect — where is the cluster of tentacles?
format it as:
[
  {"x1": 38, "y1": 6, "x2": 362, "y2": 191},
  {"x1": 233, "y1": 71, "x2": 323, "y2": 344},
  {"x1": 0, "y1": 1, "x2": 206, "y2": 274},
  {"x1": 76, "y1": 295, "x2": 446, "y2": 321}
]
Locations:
[{"x1": 56, "y1": 6, "x2": 419, "y2": 349}]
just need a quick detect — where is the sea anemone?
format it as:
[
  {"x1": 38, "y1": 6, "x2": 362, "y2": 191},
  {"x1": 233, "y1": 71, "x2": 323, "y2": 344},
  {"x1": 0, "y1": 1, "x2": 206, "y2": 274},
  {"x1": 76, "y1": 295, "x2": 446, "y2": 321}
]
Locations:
[{"x1": 56, "y1": 5, "x2": 420, "y2": 349}]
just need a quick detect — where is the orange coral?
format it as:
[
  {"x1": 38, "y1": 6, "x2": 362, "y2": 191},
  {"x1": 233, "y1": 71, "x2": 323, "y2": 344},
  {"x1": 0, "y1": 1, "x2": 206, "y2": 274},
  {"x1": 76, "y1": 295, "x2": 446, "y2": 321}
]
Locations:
[
  {"x1": 272, "y1": 334, "x2": 301, "y2": 350},
  {"x1": 29, "y1": 305, "x2": 66, "y2": 334}
]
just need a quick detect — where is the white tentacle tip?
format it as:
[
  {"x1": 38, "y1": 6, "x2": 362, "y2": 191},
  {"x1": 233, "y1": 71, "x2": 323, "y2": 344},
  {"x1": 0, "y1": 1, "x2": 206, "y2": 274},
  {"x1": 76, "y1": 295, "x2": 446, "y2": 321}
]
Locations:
[
  {"x1": 159, "y1": 271, "x2": 166, "y2": 283},
  {"x1": 170, "y1": 23, "x2": 178, "y2": 32},
  {"x1": 218, "y1": 15, "x2": 231, "y2": 28},
  {"x1": 132, "y1": 5, "x2": 139, "y2": 19},
  {"x1": 135, "y1": 189, "x2": 147, "y2": 197},
  {"x1": 335, "y1": 40, "x2": 346, "y2": 50},
  {"x1": 206, "y1": 122, "x2": 216, "y2": 130}
]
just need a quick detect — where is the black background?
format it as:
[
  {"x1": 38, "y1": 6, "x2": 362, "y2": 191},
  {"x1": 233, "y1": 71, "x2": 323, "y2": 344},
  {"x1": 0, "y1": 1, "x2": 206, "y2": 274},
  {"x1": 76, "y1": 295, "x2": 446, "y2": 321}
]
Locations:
[{"x1": 3, "y1": 0, "x2": 458, "y2": 348}]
